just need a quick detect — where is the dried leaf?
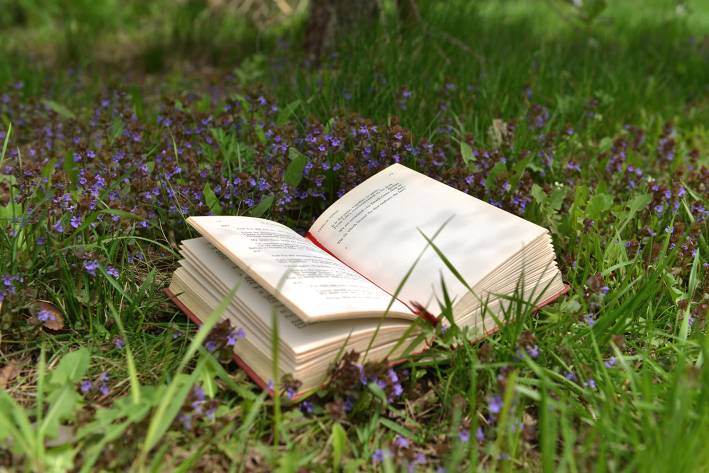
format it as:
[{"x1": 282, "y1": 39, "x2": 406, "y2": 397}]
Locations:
[
  {"x1": 0, "y1": 360, "x2": 21, "y2": 389},
  {"x1": 488, "y1": 118, "x2": 509, "y2": 148},
  {"x1": 32, "y1": 300, "x2": 65, "y2": 331}
]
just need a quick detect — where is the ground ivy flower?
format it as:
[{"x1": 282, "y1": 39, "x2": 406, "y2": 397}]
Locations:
[
  {"x1": 106, "y1": 266, "x2": 120, "y2": 278},
  {"x1": 80, "y1": 379, "x2": 92, "y2": 394},
  {"x1": 475, "y1": 426, "x2": 485, "y2": 442},
  {"x1": 178, "y1": 413, "x2": 192, "y2": 430},
  {"x1": 37, "y1": 309, "x2": 56, "y2": 323},
  {"x1": 226, "y1": 327, "x2": 245, "y2": 346},
  {"x1": 371, "y1": 448, "x2": 390, "y2": 464},
  {"x1": 394, "y1": 435, "x2": 410, "y2": 449},
  {"x1": 604, "y1": 356, "x2": 617, "y2": 368},
  {"x1": 114, "y1": 337, "x2": 125, "y2": 349},
  {"x1": 409, "y1": 452, "x2": 426, "y2": 472},
  {"x1": 584, "y1": 379, "x2": 597, "y2": 390},
  {"x1": 458, "y1": 429, "x2": 470, "y2": 443},
  {"x1": 300, "y1": 400, "x2": 314, "y2": 416},
  {"x1": 83, "y1": 260, "x2": 99, "y2": 277},
  {"x1": 70, "y1": 215, "x2": 81, "y2": 229},
  {"x1": 488, "y1": 395, "x2": 503, "y2": 415},
  {"x1": 97, "y1": 371, "x2": 110, "y2": 395}
]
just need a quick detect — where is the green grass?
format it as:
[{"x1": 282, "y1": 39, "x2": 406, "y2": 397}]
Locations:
[{"x1": 0, "y1": 0, "x2": 708, "y2": 471}]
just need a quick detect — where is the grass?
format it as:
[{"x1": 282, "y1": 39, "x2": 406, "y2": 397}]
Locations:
[{"x1": 0, "y1": 0, "x2": 708, "y2": 471}]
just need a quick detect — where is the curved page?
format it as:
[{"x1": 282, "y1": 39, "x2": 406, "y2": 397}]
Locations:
[
  {"x1": 187, "y1": 216, "x2": 414, "y2": 322},
  {"x1": 308, "y1": 164, "x2": 548, "y2": 312}
]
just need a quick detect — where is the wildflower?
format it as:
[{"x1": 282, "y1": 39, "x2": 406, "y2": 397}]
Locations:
[
  {"x1": 458, "y1": 429, "x2": 470, "y2": 443},
  {"x1": 114, "y1": 337, "x2": 125, "y2": 349},
  {"x1": 343, "y1": 397, "x2": 354, "y2": 412},
  {"x1": 564, "y1": 371, "x2": 577, "y2": 382},
  {"x1": 226, "y1": 327, "x2": 246, "y2": 346},
  {"x1": 300, "y1": 400, "x2": 314, "y2": 416},
  {"x1": 70, "y1": 215, "x2": 81, "y2": 229},
  {"x1": 526, "y1": 345, "x2": 540, "y2": 359},
  {"x1": 83, "y1": 260, "x2": 99, "y2": 277},
  {"x1": 394, "y1": 435, "x2": 410, "y2": 449},
  {"x1": 179, "y1": 413, "x2": 192, "y2": 430},
  {"x1": 475, "y1": 426, "x2": 485, "y2": 442},
  {"x1": 286, "y1": 386, "x2": 298, "y2": 400},
  {"x1": 488, "y1": 395, "x2": 503, "y2": 415},
  {"x1": 372, "y1": 449, "x2": 390, "y2": 464},
  {"x1": 584, "y1": 379, "x2": 597, "y2": 390},
  {"x1": 106, "y1": 266, "x2": 120, "y2": 278},
  {"x1": 205, "y1": 340, "x2": 218, "y2": 352},
  {"x1": 584, "y1": 314, "x2": 596, "y2": 327},
  {"x1": 80, "y1": 379, "x2": 92, "y2": 394},
  {"x1": 52, "y1": 221, "x2": 64, "y2": 233},
  {"x1": 409, "y1": 452, "x2": 426, "y2": 472},
  {"x1": 604, "y1": 356, "x2": 617, "y2": 368},
  {"x1": 37, "y1": 309, "x2": 56, "y2": 322}
]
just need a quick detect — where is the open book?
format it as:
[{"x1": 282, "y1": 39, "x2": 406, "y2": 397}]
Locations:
[{"x1": 166, "y1": 163, "x2": 566, "y2": 393}]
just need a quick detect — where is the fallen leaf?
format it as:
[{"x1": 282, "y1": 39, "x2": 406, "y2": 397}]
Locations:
[
  {"x1": 0, "y1": 361, "x2": 21, "y2": 389},
  {"x1": 32, "y1": 300, "x2": 65, "y2": 331},
  {"x1": 488, "y1": 118, "x2": 510, "y2": 148}
]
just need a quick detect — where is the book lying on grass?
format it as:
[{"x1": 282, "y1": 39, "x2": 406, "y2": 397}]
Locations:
[{"x1": 166, "y1": 163, "x2": 567, "y2": 393}]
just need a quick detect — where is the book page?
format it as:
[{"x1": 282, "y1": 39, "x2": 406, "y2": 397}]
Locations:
[
  {"x1": 308, "y1": 164, "x2": 548, "y2": 312},
  {"x1": 179, "y1": 238, "x2": 412, "y2": 356},
  {"x1": 187, "y1": 216, "x2": 414, "y2": 322}
]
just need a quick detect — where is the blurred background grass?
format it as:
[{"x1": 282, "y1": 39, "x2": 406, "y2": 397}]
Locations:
[{"x1": 1, "y1": 0, "x2": 707, "y2": 144}]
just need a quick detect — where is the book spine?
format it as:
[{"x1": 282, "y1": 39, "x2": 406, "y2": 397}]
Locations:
[{"x1": 304, "y1": 232, "x2": 438, "y2": 325}]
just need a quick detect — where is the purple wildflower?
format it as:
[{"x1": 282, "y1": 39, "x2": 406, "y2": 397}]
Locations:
[
  {"x1": 564, "y1": 371, "x2": 577, "y2": 382},
  {"x1": 458, "y1": 429, "x2": 470, "y2": 443},
  {"x1": 80, "y1": 379, "x2": 92, "y2": 394},
  {"x1": 527, "y1": 345, "x2": 540, "y2": 359},
  {"x1": 70, "y1": 215, "x2": 81, "y2": 229},
  {"x1": 409, "y1": 452, "x2": 426, "y2": 472},
  {"x1": 343, "y1": 397, "x2": 354, "y2": 412},
  {"x1": 106, "y1": 266, "x2": 120, "y2": 278},
  {"x1": 372, "y1": 449, "x2": 390, "y2": 464},
  {"x1": 475, "y1": 426, "x2": 485, "y2": 442},
  {"x1": 584, "y1": 379, "x2": 597, "y2": 390},
  {"x1": 205, "y1": 340, "x2": 218, "y2": 352},
  {"x1": 179, "y1": 413, "x2": 192, "y2": 430},
  {"x1": 83, "y1": 260, "x2": 99, "y2": 277},
  {"x1": 300, "y1": 400, "x2": 314, "y2": 416},
  {"x1": 226, "y1": 327, "x2": 245, "y2": 346},
  {"x1": 394, "y1": 435, "x2": 410, "y2": 449},
  {"x1": 51, "y1": 220, "x2": 64, "y2": 234},
  {"x1": 114, "y1": 337, "x2": 125, "y2": 349},
  {"x1": 37, "y1": 309, "x2": 56, "y2": 322},
  {"x1": 604, "y1": 356, "x2": 617, "y2": 368},
  {"x1": 584, "y1": 314, "x2": 596, "y2": 327},
  {"x1": 488, "y1": 395, "x2": 503, "y2": 415}
]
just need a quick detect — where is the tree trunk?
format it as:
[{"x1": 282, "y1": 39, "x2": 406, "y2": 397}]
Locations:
[{"x1": 304, "y1": 0, "x2": 380, "y2": 64}]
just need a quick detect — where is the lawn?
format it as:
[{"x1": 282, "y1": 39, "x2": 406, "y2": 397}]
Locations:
[{"x1": 0, "y1": 0, "x2": 708, "y2": 471}]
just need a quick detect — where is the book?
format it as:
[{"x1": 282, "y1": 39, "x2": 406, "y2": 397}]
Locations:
[{"x1": 166, "y1": 163, "x2": 567, "y2": 394}]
